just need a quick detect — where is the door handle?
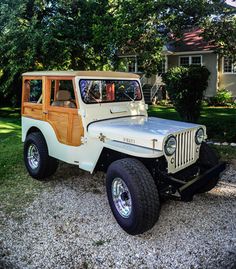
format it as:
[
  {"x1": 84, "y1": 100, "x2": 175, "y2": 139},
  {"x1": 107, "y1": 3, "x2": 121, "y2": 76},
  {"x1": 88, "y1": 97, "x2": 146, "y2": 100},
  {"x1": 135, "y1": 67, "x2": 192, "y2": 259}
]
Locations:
[{"x1": 43, "y1": 111, "x2": 48, "y2": 115}]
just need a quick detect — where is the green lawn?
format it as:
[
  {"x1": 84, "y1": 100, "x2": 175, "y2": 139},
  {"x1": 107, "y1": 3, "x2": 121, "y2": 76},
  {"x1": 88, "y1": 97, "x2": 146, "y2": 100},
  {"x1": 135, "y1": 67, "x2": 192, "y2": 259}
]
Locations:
[
  {"x1": 0, "y1": 108, "x2": 46, "y2": 220},
  {"x1": 148, "y1": 105, "x2": 236, "y2": 143}
]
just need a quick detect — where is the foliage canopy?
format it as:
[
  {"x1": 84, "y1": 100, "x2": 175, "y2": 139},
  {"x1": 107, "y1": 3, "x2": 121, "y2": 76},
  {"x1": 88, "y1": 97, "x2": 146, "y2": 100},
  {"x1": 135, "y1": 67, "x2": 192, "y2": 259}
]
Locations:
[{"x1": 0, "y1": 0, "x2": 235, "y2": 105}]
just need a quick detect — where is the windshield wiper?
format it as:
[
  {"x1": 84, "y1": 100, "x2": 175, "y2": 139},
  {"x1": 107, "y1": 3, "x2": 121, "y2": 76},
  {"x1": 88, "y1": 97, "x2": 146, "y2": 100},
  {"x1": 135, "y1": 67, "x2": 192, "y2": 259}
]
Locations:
[{"x1": 122, "y1": 91, "x2": 135, "y2": 102}]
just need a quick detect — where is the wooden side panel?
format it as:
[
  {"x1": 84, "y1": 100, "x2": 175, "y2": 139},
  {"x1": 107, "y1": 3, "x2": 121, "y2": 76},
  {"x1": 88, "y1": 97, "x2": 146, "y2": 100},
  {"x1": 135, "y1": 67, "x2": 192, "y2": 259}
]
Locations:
[
  {"x1": 47, "y1": 111, "x2": 69, "y2": 145},
  {"x1": 46, "y1": 108, "x2": 83, "y2": 146},
  {"x1": 71, "y1": 114, "x2": 84, "y2": 146},
  {"x1": 22, "y1": 103, "x2": 43, "y2": 120}
]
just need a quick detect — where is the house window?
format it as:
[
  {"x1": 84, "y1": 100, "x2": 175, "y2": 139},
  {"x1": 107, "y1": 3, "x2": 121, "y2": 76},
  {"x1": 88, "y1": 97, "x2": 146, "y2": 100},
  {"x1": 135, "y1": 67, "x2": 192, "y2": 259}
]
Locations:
[
  {"x1": 180, "y1": 57, "x2": 190, "y2": 66},
  {"x1": 127, "y1": 59, "x2": 136, "y2": 72},
  {"x1": 223, "y1": 57, "x2": 236, "y2": 73},
  {"x1": 179, "y1": 56, "x2": 202, "y2": 66},
  {"x1": 191, "y1": 56, "x2": 202, "y2": 65},
  {"x1": 118, "y1": 55, "x2": 145, "y2": 73}
]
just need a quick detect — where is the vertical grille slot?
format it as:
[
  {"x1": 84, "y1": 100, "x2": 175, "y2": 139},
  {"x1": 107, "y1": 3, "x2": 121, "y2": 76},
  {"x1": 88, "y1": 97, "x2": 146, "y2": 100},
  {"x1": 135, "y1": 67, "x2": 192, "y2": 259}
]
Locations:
[{"x1": 175, "y1": 130, "x2": 195, "y2": 169}]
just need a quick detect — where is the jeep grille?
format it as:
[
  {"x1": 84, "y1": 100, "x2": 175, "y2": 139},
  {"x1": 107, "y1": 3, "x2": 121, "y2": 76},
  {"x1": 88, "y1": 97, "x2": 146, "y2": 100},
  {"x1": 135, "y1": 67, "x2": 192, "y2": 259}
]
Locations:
[{"x1": 174, "y1": 130, "x2": 196, "y2": 169}]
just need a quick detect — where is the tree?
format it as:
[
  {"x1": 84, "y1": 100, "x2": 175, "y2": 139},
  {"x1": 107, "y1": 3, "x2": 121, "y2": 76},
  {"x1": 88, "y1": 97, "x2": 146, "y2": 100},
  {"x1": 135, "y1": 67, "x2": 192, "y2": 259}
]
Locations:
[
  {"x1": 0, "y1": 0, "x2": 235, "y2": 105},
  {"x1": 0, "y1": 0, "x2": 113, "y2": 105},
  {"x1": 203, "y1": 13, "x2": 236, "y2": 57},
  {"x1": 163, "y1": 66, "x2": 210, "y2": 122}
]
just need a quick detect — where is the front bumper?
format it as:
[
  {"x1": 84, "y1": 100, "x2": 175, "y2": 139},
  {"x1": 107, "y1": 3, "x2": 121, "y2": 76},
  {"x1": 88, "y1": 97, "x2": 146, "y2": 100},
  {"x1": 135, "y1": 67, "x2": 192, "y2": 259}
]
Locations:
[{"x1": 160, "y1": 162, "x2": 227, "y2": 201}]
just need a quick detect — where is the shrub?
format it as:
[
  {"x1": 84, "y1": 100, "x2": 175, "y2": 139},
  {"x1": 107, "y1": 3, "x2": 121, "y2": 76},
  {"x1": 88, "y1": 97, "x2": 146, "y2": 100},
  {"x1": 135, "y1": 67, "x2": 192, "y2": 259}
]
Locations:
[
  {"x1": 208, "y1": 88, "x2": 233, "y2": 106},
  {"x1": 163, "y1": 66, "x2": 210, "y2": 122}
]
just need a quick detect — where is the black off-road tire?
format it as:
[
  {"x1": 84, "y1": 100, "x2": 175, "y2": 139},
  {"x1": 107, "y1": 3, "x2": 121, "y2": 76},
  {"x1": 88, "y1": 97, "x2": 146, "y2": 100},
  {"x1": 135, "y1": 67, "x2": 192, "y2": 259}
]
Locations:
[
  {"x1": 197, "y1": 142, "x2": 220, "y2": 193},
  {"x1": 106, "y1": 158, "x2": 160, "y2": 235},
  {"x1": 24, "y1": 132, "x2": 58, "y2": 180}
]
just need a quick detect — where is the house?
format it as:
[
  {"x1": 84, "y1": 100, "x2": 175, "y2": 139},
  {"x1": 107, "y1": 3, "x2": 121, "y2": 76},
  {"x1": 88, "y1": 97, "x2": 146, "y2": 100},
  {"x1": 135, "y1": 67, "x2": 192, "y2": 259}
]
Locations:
[
  {"x1": 118, "y1": 28, "x2": 236, "y2": 102},
  {"x1": 163, "y1": 28, "x2": 236, "y2": 98}
]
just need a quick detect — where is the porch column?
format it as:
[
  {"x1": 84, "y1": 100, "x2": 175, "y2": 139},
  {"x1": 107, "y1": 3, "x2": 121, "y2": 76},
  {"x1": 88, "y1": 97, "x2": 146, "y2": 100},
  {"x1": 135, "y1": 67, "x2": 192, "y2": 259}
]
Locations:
[
  {"x1": 165, "y1": 55, "x2": 168, "y2": 73},
  {"x1": 135, "y1": 56, "x2": 138, "y2": 73}
]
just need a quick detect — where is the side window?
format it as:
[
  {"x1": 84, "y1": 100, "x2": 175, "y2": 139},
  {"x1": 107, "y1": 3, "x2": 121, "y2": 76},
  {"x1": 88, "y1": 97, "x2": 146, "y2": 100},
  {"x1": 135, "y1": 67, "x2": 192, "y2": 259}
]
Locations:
[
  {"x1": 24, "y1": 79, "x2": 42, "y2": 103},
  {"x1": 49, "y1": 79, "x2": 77, "y2": 108}
]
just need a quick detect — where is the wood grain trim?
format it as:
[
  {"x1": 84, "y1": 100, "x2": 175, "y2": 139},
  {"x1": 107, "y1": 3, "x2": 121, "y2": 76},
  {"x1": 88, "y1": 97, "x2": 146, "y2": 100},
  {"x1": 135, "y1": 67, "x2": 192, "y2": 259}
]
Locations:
[
  {"x1": 67, "y1": 113, "x2": 73, "y2": 143},
  {"x1": 21, "y1": 79, "x2": 25, "y2": 113},
  {"x1": 23, "y1": 102, "x2": 43, "y2": 108},
  {"x1": 22, "y1": 76, "x2": 42, "y2": 80},
  {"x1": 22, "y1": 102, "x2": 43, "y2": 120},
  {"x1": 44, "y1": 76, "x2": 51, "y2": 111},
  {"x1": 22, "y1": 78, "x2": 30, "y2": 103},
  {"x1": 47, "y1": 105, "x2": 78, "y2": 113},
  {"x1": 42, "y1": 76, "x2": 48, "y2": 121},
  {"x1": 46, "y1": 117, "x2": 63, "y2": 142}
]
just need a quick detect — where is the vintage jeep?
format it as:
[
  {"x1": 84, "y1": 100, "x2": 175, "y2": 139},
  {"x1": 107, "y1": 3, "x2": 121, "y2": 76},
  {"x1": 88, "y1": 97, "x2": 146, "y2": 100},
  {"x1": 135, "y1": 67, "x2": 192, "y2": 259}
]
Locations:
[{"x1": 21, "y1": 71, "x2": 226, "y2": 235}]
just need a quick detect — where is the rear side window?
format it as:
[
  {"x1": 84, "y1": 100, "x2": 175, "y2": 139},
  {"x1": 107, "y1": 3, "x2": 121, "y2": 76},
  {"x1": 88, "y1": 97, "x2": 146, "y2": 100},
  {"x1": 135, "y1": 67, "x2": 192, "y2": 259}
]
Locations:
[{"x1": 23, "y1": 79, "x2": 42, "y2": 103}]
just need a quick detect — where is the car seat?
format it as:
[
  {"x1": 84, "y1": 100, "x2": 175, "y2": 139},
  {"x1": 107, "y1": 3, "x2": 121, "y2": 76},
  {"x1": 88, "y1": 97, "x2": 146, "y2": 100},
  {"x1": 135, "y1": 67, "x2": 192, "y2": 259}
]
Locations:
[{"x1": 51, "y1": 90, "x2": 76, "y2": 108}]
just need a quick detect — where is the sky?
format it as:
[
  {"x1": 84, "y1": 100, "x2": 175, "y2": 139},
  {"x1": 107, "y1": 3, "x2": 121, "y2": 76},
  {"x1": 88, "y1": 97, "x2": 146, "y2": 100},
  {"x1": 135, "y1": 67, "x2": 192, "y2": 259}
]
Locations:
[{"x1": 225, "y1": 0, "x2": 236, "y2": 7}]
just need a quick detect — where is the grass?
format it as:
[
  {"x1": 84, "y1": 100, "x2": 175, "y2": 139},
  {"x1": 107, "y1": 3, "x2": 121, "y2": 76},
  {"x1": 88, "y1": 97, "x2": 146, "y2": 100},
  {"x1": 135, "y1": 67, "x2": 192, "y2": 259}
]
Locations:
[
  {"x1": 212, "y1": 145, "x2": 236, "y2": 162},
  {"x1": 148, "y1": 105, "x2": 236, "y2": 143},
  {"x1": 0, "y1": 107, "x2": 46, "y2": 220}
]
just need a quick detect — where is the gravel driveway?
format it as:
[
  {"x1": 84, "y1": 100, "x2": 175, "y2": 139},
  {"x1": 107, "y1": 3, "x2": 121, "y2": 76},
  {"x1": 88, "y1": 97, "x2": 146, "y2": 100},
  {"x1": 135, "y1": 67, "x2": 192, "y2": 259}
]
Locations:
[{"x1": 0, "y1": 163, "x2": 236, "y2": 269}]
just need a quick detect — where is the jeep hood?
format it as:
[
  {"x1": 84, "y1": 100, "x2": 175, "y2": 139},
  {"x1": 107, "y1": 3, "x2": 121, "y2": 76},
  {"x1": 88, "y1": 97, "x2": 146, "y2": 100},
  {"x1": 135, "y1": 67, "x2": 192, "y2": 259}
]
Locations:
[{"x1": 87, "y1": 116, "x2": 201, "y2": 150}]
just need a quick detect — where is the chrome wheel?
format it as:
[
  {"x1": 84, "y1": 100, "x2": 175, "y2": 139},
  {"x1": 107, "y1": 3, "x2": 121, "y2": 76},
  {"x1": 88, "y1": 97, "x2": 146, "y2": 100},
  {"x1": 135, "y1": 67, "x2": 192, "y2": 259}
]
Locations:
[
  {"x1": 27, "y1": 144, "x2": 40, "y2": 169},
  {"x1": 111, "y1": 177, "x2": 132, "y2": 218}
]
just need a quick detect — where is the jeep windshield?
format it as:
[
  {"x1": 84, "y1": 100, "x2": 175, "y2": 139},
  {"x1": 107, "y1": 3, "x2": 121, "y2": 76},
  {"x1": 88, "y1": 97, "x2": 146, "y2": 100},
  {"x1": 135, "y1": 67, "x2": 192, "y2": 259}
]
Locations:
[{"x1": 79, "y1": 79, "x2": 142, "y2": 104}]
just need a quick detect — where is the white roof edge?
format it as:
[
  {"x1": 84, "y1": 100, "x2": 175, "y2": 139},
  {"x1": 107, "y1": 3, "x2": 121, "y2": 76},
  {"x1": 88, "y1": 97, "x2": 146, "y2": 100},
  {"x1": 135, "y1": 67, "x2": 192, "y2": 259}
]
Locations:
[
  {"x1": 22, "y1": 70, "x2": 140, "y2": 79},
  {"x1": 163, "y1": 50, "x2": 214, "y2": 56}
]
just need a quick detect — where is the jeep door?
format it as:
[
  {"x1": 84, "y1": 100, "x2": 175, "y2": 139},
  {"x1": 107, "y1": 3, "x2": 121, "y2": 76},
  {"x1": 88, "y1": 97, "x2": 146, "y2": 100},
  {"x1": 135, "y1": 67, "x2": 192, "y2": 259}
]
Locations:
[{"x1": 44, "y1": 76, "x2": 83, "y2": 146}]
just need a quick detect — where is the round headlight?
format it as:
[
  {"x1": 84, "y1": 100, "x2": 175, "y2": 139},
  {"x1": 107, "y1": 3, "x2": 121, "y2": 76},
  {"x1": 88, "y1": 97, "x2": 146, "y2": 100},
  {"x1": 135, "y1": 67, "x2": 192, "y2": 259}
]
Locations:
[
  {"x1": 195, "y1": 128, "x2": 204, "y2": 145},
  {"x1": 164, "y1": 136, "x2": 177, "y2": 156}
]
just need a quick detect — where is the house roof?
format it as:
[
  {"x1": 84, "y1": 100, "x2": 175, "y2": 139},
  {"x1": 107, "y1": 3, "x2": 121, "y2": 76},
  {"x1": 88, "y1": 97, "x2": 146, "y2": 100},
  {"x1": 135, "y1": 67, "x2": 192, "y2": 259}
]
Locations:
[
  {"x1": 166, "y1": 28, "x2": 215, "y2": 53},
  {"x1": 22, "y1": 70, "x2": 140, "y2": 79}
]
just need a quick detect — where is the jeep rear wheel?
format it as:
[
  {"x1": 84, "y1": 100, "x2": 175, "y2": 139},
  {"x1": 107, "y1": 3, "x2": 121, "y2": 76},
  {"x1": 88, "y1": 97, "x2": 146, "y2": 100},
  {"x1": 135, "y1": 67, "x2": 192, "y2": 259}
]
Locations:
[
  {"x1": 106, "y1": 158, "x2": 160, "y2": 235},
  {"x1": 24, "y1": 132, "x2": 58, "y2": 180}
]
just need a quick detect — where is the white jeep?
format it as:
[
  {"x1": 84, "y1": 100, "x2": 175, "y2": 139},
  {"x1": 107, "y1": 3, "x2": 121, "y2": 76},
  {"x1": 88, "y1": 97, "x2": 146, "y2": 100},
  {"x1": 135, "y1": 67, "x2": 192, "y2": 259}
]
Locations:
[{"x1": 21, "y1": 71, "x2": 226, "y2": 235}]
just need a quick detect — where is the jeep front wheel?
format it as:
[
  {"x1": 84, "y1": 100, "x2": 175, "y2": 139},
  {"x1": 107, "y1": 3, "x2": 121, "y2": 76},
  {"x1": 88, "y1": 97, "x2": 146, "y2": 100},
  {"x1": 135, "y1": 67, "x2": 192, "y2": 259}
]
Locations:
[
  {"x1": 24, "y1": 132, "x2": 58, "y2": 180},
  {"x1": 106, "y1": 158, "x2": 160, "y2": 235}
]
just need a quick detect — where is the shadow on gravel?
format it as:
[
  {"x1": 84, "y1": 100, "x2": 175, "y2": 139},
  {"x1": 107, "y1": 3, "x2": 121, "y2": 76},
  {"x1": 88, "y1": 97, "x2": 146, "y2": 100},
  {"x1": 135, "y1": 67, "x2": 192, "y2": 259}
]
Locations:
[
  {"x1": 40, "y1": 162, "x2": 106, "y2": 196},
  {"x1": 0, "y1": 260, "x2": 19, "y2": 269},
  {"x1": 0, "y1": 247, "x2": 20, "y2": 269}
]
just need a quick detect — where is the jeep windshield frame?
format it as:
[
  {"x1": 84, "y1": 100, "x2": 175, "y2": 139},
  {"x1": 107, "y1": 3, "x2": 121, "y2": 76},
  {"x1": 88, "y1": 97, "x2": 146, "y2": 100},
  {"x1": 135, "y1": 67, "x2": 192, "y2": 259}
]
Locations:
[{"x1": 78, "y1": 79, "x2": 142, "y2": 104}]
